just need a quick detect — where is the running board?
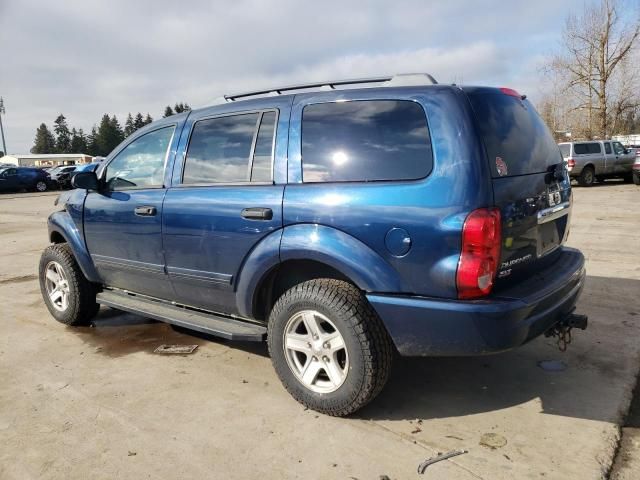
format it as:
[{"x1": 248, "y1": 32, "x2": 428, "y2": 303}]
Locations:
[{"x1": 96, "y1": 290, "x2": 266, "y2": 342}]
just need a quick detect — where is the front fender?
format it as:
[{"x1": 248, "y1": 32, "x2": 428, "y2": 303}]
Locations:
[
  {"x1": 280, "y1": 224, "x2": 404, "y2": 292},
  {"x1": 48, "y1": 211, "x2": 101, "y2": 283}
]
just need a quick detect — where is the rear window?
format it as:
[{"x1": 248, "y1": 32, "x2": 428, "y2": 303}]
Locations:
[
  {"x1": 468, "y1": 93, "x2": 562, "y2": 177},
  {"x1": 559, "y1": 144, "x2": 570, "y2": 157},
  {"x1": 574, "y1": 143, "x2": 601, "y2": 155},
  {"x1": 301, "y1": 100, "x2": 433, "y2": 183}
]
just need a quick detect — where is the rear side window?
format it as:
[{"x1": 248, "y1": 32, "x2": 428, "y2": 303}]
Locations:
[
  {"x1": 301, "y1": 100, "x2": 433, "y2": 183},
  {"x1": 468, "y1": 93, "x2": 561, "y2": 177},
  {"x1": 604, "y1": 142, "x2": 612, "y2": 154},
  {"x1": 183, "y1": 111, "x2": 276, "y2": 184},
  {"x1": 574, "y1": 143, "x2": 601, "y2": 155}
]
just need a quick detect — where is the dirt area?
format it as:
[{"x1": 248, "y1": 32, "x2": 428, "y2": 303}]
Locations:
[{"x1": 1, "y1": 183, "x2": 639, "y2": 479}]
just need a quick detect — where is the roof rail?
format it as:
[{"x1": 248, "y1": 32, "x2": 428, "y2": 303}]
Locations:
[{"x1": 223, "y1": 73, "x2": 438, "y2": 102}]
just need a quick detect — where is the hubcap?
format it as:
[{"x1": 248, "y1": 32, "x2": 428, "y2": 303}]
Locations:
[
  {"x1": 283, "y1": 310, "x2": 349, "y2": 393},
  {"x1": 44, "y1": 261, "x2": 70, "y2": 312},
  {"x1": 36, "y1": 181, "x2": 46, "y2": 191},
  {"x1": 585, "y1": 171, "x2": 593, "y2": 183}
]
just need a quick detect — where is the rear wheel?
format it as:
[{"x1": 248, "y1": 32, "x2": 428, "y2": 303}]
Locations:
[
  {"x1": 39, "y1": 244, "x2": 99, "y2": 325},
  {"x1": 267, "y1": 279, "x2": 393, "y2": 417},
  {"x1": 34, "y1": 180, "x2": 48, "y2": 192},
  {"x1": 578, "y1": 166, "x2": 595, "y2": 187}
]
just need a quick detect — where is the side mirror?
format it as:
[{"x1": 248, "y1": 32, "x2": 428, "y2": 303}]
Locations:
[{"x1": 71, "y1": 171, "x2": 99, "y2": 190}]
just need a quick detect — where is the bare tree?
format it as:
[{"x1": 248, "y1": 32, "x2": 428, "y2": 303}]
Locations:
[{"x1": 547, "y1": 0, "x2": 639, "y2": 138}]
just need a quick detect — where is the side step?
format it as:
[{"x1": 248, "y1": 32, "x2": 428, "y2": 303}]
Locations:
[{"x1": 96, "y1": 289, "x2": 266, "y2": 342}]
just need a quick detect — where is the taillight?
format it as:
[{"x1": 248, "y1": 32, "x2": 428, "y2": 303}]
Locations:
[
  {"x1": 457, "y1": 208, "x2": 502, "y2": 299},
  {"x1": 567, "y1": 158, "x2": 576, "y2": 168},
  {"x1": 499, "y1": 87, "x2": 526, "y2": 100}
]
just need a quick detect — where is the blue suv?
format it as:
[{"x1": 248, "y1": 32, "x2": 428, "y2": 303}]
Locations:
[{"x1": 39, "y1": 74, "x2": 587, "y2": 416}]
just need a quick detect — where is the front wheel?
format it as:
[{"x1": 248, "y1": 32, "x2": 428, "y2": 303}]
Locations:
[
  {"x1": 34, "y1": 180, "x2": 48, "y2": 192},
  {"x1": 267, "y1": 279, "x2": 393, "y2": 417},
  {"x1": 39, "y1": 244, "x2": 99, "y2": 325}
]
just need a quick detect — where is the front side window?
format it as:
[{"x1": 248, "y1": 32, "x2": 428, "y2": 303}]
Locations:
[
  {"x1": 613, "y1": 141, "x2": 625, "y2": 155},
  {"x1": 183, "y1": 111, "x2": 277, "y2": 184},
  {"x1": 301, "y1": 100, "x2": 433, "y2": 183},
  {"x1": 104, "y1": 126, "x2": 174, "y2": 190}
]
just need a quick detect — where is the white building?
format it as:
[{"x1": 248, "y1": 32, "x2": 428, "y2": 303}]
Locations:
[{"x1": 0, "y1": 153, "x2": 93, "y2": 167}]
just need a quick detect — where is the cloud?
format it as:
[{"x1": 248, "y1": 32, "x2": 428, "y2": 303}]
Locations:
[{"x1": 0, "y1": 0, "x2": 584, "y2": 153}]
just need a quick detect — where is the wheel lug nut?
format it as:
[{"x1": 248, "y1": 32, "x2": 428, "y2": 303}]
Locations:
[
  {"x1": 323, "y1": 342, "x2": 330, "y2": 349},
  {"x1": 307, "y1": 342, "x2": 312, "y2": 348},
  {"x1": 312, "y1": 356, "x2": 317, "y2": 361},
  {"x1": 323, "y1": 356, "x2": 329, "y2": 362}
]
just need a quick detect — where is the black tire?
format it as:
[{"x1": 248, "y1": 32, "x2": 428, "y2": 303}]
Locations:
[
  {"x1": 267, "y1": 279, "x2": 393, "y2": 417},
  {"x1": 34, "y1": 180, "x2": 48, "y2": 192},
  {"x1": 578, "y1": 166, "x2": 595, "y2": 187},
  {"x1": 623, "y1": 173, "x2": 633, "y2": 184},
  {"x1": 39, "y1": 243, "x2": 99, "y2": 325},
  {"x1": 633, "y1": 173, "x2": 640, "y2": 186}
]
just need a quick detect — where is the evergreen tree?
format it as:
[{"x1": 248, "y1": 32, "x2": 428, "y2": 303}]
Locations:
[
  {"x1": 110, "y1": 115, "x2": 124, "y2": 145},
  {"x1": 31, "y1": 123, "x2": 56, "y2": 154},
  {"x1": 144, "y1": 113, "x2": 153, "y2": 125},
  {"x1": 70, "y1": 128, "x2": 88, "y2": 153},
  {"x1": 94, "y1": 114, "x2": 124, "y2": 156},
  {"x1": 87, "y1": 125, "x2": 99, "y2": 157},
  {"x1": 174, "y1": 102, "x2": 191, "y2": 114},
  {"x1": 124, "y1": 113, "x2": 135, "y2": 137},
  {"x1": 163, "y1": 105, "x2": 174, "y2": 117},
  {"x1": 133, "y1": 112, "x2": 145, "y2": 130},
  {"x1": 53, "y1": 114, "x2": 72, "y2": 153}
]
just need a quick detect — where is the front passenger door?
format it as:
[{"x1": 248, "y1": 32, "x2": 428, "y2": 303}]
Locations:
[{"x1": 84, "y1": 125, "x2": 178, "y2": 299}]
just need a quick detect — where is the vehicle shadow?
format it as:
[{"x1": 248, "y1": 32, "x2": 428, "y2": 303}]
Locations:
[{"x1": 357, "y1": 274, "x2": 640, "y2": 423}]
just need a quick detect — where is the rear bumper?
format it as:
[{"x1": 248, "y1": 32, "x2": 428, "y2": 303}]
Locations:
[{"x1": 368, "y1": 247, "x2": 586, "y2": 356}]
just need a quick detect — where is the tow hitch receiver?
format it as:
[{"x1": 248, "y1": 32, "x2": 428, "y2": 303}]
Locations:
[{"x1": 545, "y1": 311, "x2": 588, "y2": 352}]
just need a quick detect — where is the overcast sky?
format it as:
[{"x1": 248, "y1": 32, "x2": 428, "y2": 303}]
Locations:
[{"x1": 0, "y1": 0, "x2": 589, "y2": 154}]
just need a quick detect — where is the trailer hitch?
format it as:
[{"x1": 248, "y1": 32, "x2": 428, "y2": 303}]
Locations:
[{"x1": 545, "y1": 311, "x2": 588, "y2": 352}]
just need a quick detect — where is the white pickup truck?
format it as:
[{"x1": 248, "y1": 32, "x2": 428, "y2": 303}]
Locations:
[{"x1": 558, "y1": 140, "x2": 635, "y2": 186}]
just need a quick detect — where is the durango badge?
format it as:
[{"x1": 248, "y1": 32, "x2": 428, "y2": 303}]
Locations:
[{"x1": 496, "y1": 157, "x2": 508, "y2": 176}]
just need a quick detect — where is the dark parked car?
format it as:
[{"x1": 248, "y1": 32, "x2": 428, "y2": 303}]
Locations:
[
  {"x1": 0, "y1": 166, "x2": 52, "y2": 192},
  {"x1": 39, "y1": 74, "x2": 588, "y2": 416}
]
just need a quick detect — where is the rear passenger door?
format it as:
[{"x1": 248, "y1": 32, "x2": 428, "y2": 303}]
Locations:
[
  {"x1": 163, "y1": 99, "x2": 290, "y2": 314},
  {"x1": 603, "y1": 141, "x2": 615, "y2": 174}
]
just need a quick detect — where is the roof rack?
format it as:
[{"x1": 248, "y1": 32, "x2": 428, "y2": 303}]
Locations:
[{"x1": 223, "y1": 73, "x2": 438, "y2": 102}]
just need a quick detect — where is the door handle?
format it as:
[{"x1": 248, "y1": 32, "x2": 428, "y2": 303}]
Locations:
[
  {"x1": 134, "y1": 206, "x2": 157, "y2": 216},
  {"x1": 241, "y1": 207, "x2": 273, "y2": 220}
]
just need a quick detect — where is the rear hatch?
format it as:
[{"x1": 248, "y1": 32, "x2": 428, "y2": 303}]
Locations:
[{"x1": 465, "y1": 87, "x2": 570, "y2": 285}]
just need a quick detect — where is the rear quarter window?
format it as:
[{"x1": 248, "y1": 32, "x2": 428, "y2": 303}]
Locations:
[{"x1": 301, "y1": 100, "x2": 433, "y2": 183}]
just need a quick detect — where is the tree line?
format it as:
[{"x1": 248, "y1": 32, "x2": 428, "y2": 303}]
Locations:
[
  {"x1": 538, "y1": 0, "x2": 639, "y2": 142},
  {"x1": 31, "y1": 103, "x2": 190, "y2": 156}
]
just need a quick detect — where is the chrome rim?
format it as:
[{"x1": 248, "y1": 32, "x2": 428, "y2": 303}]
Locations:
[
  {"x1": 36, "y1": 181, "x2": 47, "y2": 191},
  {"x1": 283, "y1": 310, "x2": 349, "y2": 393},
  {"x1": 44, "y1": 261, "x2": 70, "y2": 312},
  {"x1": 584, "y1": 170, "x2": 593, "y2": 184}
]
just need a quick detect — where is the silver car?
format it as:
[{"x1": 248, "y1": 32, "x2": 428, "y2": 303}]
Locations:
[{"x1": 558, "y1": 140, "x2": 635, "y2": 186}]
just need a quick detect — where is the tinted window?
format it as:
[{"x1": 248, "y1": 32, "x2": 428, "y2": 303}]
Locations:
[
  {"x1": 468, "y1": 93, "x2": 561, "y2": 177},
  {"x1": 251, "y1": 111, "x2": 276, "y2": 182},
  {"x1": 574, "y1": 143, "x2": 588, "y2": 155},
  {"x1": 604, "y1": 142, "x2": 612, "y2": 154},
  {"x1": 184, "y1": 113, "x2": 259, "y2": 184},
  {"x1": 301, "y1": 100, "x2": 432, "y2": 182},
  {"x1": 589, "y1": 143, "x2": 602, "y2": 154},
  {"x1": 105, "y1": 126, "x2": 174, "y2": 190}
]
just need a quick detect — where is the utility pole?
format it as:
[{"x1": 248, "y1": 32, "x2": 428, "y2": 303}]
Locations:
[{"x1": 0, "y1": 97, "x2": 6, "y2": 155}]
